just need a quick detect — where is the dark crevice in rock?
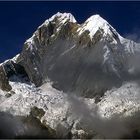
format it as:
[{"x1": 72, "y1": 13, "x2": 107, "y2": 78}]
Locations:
[{"x1": 30, "y1": 106, "x2": 45, "y2": 120}]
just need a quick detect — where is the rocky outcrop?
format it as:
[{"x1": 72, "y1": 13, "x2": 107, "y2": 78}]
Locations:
[
  {"x1": 0, "y1": 59, "x2": 29, "y2": 91},
  {"x1": 0, "y1": 65, "x2": 11, "y2": 91}
]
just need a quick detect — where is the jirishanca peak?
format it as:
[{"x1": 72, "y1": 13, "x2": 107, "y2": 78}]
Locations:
[{"x1": 0, "y1": 12, "x2": 140, "y2": 139}]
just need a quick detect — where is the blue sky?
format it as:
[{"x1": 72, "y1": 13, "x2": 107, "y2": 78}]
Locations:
[{"x1": 0, "y1": 1, "x2": 140, "y2": 62}]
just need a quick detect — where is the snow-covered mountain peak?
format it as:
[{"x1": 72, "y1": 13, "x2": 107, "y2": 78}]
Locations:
[
  {"x1": 46, "y1": 12, "x2": 77, "y2": 24},
  {"x1": 78, "y1": 14, "x2": 122, "y2": 43},
  {"x1": 1, "y1": 12, "x2": 140, "y2": 139},
  {"x1": 17, "y1": 12, "x2": 140, "y2": 88},
  {"x1": 85, "y1": 14, "x2": 106, "y2": 23}
]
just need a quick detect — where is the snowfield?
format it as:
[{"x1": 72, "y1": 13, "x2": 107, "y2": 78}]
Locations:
[{"x1": 0, "y1": 75, "x2": 140, "y2": 138}]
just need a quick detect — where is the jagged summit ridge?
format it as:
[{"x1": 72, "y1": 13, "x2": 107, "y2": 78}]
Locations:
[
  {"x1": 27, "y1": 12, "x2": 122, "y2": 44},
  {"x1": 44, "y1": 12, "x2": 122, "y2": 42},
  {"x1": 48, "y1": 12, "x2": 77, "y2": 23},
  {"x1": 26, "y1": 12, "x2": 77, "y2": 44}
]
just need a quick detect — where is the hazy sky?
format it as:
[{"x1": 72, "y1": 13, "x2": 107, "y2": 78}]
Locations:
[{"x1": 0, "y1": 1, "x2": 140, "y2": 62}]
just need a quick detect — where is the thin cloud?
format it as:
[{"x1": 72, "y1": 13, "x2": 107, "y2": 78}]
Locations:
[{"x1": 124, "y1": 27, "x2": 140, "y2": 43}]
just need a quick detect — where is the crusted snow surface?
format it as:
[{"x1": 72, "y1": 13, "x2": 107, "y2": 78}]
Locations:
[
  {"x1": 0, "y1": 75, "x2": 140, "y2": 135},
  {"x1": 0, "y1": 77, "x2": 65, "y2": 117},
  {"x1": 0, "y1": 76, "x2": 74, "y2": 130},
  {"x1": 98, "y1": 81, "x2": 140, "y2": 118}
]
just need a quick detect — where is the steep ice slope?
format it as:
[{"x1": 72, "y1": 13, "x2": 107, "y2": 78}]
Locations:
[
  {"x1": 77, "y1": 14, "x2": 140, "y2": 77},
  {"x1": 78, "y1": 14, "x2": 122, "y2": 43}
]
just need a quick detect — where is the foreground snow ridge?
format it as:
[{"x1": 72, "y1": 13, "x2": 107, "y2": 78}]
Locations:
[
  {"x1": 0, "y1": 79, "x2": 140, "y2": 118},
  {"x1": 0, "y1": 78, "x2": 140, "y2": 138}
]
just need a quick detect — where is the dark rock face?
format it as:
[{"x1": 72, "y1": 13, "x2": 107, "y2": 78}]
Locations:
[
  {"x1": 0, "y1": 65, "x2": 11, "y2": 91},
  {"x1": 30, "y1": 106, "x2": 45, "y2": 120},
  {"x1": 0, "y1": 60, "x2": 29, "y2": 91},
  {"x1": 16, "y1": 20, "x2": 80, "y2": 87}
]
